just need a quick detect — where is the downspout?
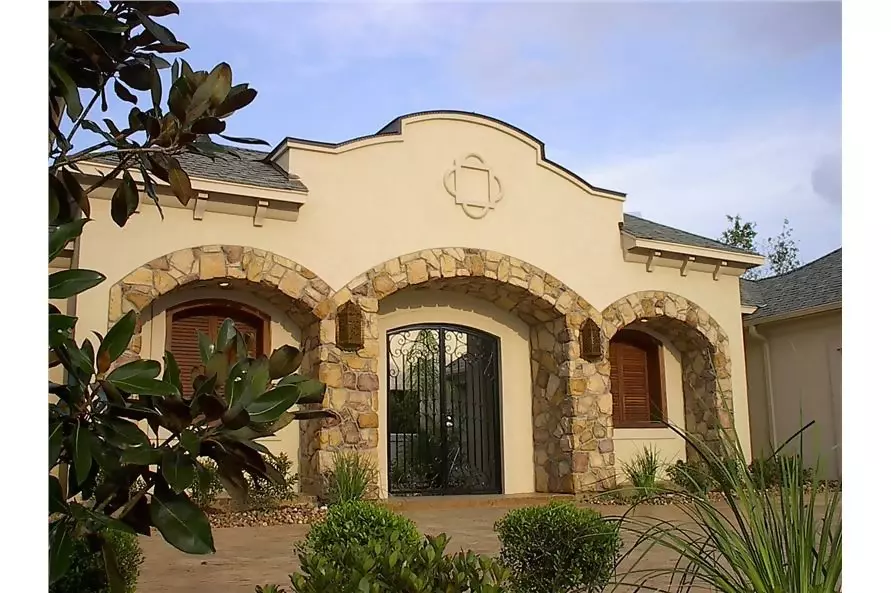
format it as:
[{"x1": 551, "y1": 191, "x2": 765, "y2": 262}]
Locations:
[{"x1": 747, "y1": 325, "x2": 778, "y2": 449}]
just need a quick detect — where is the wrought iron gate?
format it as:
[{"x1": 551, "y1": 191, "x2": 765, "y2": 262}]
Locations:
[{"x1": 386, "y1": 324, "x2": 502, "y2": 495}]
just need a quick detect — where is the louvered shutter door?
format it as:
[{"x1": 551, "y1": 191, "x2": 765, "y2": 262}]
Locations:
[
  {"x1": 612, "y1": 343, "x2": 650, "y2": 422},
  {"x1": 168, "y1": 304, "x2": 265, "y2": 397},
  {"x1": 169, "y1": 313, "x2": 211, "y2": 398}
]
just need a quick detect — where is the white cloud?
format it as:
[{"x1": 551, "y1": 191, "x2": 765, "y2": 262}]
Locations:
[{"x1": 580, "y1": 110, "x2": 841, "y2": 261}]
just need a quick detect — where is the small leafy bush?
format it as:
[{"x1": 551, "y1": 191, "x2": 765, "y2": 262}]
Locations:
[
  {"x1": 667, "y1": 459, "x2": 716, "y2": 494},
  {"x1": 301, "y1": 500, "x2": 422, "y2": 560},
  {"x1": 325, "y1": 450, "x2": 376, "y2": 505},
  {"x1": 620, "y1": 445, "x2": 662, "y2": 497},
  {"x1": 749, "y1": 454, "x2": 814, "y2": 490},
  {"x1": 187, "y1": 453, "x2": 299, "y2": 510},
  {"x1": 495, "y1": 501, "x2": 621, "y2": 593},
  {"x1": 277, "y1": 532, "x2": 510, "y2": 593},
  {"x1": 49, "y1": 530, "x2": 144, "y2": 593}
]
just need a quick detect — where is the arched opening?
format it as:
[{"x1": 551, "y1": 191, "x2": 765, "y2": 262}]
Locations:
[
  {"x1": 309, "y1": 247, "x2": 612, "y2": 496},
  {"x1": 601, "y1": 292, "x2": 734, "y2": 465},
  {"x1": 386, "y1": 323, "x2": 501, "y2": 495}
]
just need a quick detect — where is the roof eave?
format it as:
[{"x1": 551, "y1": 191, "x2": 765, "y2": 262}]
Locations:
[
  {"x1": 622, "y1": 233, "x2": 766, "y2": 267},
  {"x1": 743, "y1": 301, "x2": 842, "y2": 326}
]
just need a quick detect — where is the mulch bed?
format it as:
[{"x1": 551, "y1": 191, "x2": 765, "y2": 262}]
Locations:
[{"x1": 203, "y1": 502, "x2": 328, "y2": 528}]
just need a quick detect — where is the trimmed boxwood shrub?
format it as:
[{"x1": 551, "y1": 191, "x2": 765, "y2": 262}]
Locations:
[
  {"x1": 49, "y1": 530, "x2": 144, "y2": 593},
  {"x1": 300, "y1": 500, "x2": 422, "y2": 559},
  {"x1": 283, "y1": 532, "x2": 510, "y2": 592},
  {"x1": 495, "y1": 501, "x2": 620, "y2": 593}
]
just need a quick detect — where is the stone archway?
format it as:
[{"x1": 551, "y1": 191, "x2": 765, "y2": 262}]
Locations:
[
  {"x1": 600, "y1": 291, "x2": 734, "y2": 456},
  {"x1": 106, "y1": 245, "x2": 333, "y2": 370},
  {"x1": 306, "y1": 248, "x2": 615, "y2": 495}
]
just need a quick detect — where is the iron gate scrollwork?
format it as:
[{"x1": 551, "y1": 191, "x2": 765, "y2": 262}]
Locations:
[{"x1": 387, "y1": 324, "x2": 502, "y2": 495}]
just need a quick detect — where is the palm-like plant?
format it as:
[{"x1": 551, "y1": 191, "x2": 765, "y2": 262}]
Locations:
[{"x1": 613, "y1": 422, "x2": 841, "y2": 593}]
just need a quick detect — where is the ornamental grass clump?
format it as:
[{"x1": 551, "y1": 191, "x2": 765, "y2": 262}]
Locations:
[
  {"x1": 621, "y1": 445, "x2": 663, "y2": 499},
  {"x1": 615, "y1": 419, "x2": 842, "y2": 593}
]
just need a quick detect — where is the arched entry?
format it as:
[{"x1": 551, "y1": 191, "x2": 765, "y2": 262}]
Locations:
[{"x1": 386, "y1": 323, "x2": 502, "y2": 496}]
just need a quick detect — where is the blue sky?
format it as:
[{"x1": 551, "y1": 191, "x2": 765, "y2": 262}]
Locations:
[{"x1": 115, "y1": 0, "x2": 842, "y2": 263}]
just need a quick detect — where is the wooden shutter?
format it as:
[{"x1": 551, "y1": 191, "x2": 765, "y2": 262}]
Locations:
[
  {"x1": 610, "y1": 330, "x2": 664, "y2": 427},
  {"x1": 168, "y1": 302, "x2": 266, "y2": 397}
]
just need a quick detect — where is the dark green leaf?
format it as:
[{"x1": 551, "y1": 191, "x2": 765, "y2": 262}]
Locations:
[
  {"x1": 97, "y1": 417, "x2": 152, "y2": 450},
  {"x1": 49, "y1": 269, "x2": 106, "y2": 299},
  {"x1": 98, "y1": 310, "x2": 137, "y2": 374},
  {"x1": 167, "y1": 76, "x2": 189, "y2": 121},
  {"x1": 107, "y1": 359, "x2": 161, "y2": 381},
  {"x1": 49, "y1": 521, "x2": 74, "y2": 584},
  {"x1": 49, "y1": 184, "x2": 60, "y2": 224},
  {"x1": 101, "y1": 535, "x2": 127, "y2": 593},
  {"x1": 50, "y1": 62, "x2": 83, "y2": 121},
  {"x1": 119, "y1": 64, "x2": 152, "y2": 91},
  {"x1": 111, "y1": 170, "x2": 140, "y2": 227},
  {"x1": 49, "y1": 217, "x2": 88, "y2": 263},
  {"x1": 214, "y1": 88, "x2": 257, "y2": 119},
  {"x1": 224, "y1": 360, "x2": 250, "y2": 407},
  {"x1": 197, "y1": 332, "x2": 214, "y2": 364},
  {"x1": 162, "y1": 450, "x2": 196, "y2": 494},
  {"x1": 167, "y1": 158, "x2": 194, "y2": 206},
  {"x1": 246, "y1": 385, "x2": 301, "y2": 423},
  {"x1": 49, "y1": 421, "x2": 64, "y2": 469},
  {"x1": 72, "y1": 14, "x2": 129, "y2": 32},
  {"x1": 114, "y1": 80, "x2": 138, "y2": 104},
  {"x1": 120, "y1": 446, "x2": 162, "y2": 465},
  {"x1": 49, "y1": 475, "x2": 67, "y2": 514},
  {"x1": 163, "y1": 350, "x2": 183, "y2": 395},
  {"x1": 137, "y1": 2, "x2": 180, "y2": 17},
  {"x1": 147, "y1": 41, "x2": 190, "y2": 53},
  {"x1": 120, "y1": 494, "x2": 152, "y2": 536},
  {"x1": 191, "y1": 117, "x2": 225, "y2": 135},
  {"x1": 49, "y1": 314, "x2": 77, "y2": 348},
  {"x1": 109, "y1": 374, "x2": 179, "y2": 397},
  {"x1": 192, "y1": 392, "x2": 227, "y2": 422},
  {"x1": 292, "y1": 409, "x2": 340, "y2": 421},
  {"x1": 222, "y1": 406, "x2": 250, "y2": 430},
  {"x1": 268, "y1": 345, "x2": 303, "y2": 380},
  {"x1": 185, "y1": 62, "x2": 232, "y2": 122},
  {"x1": 60, "y1": 168, "x2": 90, "y2": 218},
  {"x1": 179, "y1": 429, "x2": 200, "y2": 457},
  {"x1": 72, "y1": 421, "x2": 93, "y2": 485},
  {"x1": 149, "y1": 490, "x2": 215, "y2": 554},
  {"x1": 218, "y1": 134, "x2": 268, "y2": 146},
  {"x1": 135, "y1": 10, "x2": 177, "y2": 45},
  {"x1": 169, "y1": 58, "x2": 180, "y2": 87},
  {"x1": 180, "y1": 59, "x2": 194, "y2": 77},
  {"x1": 215, "y1": 457, "x2": 249, "y2": 504},
  {"x1": 215, "y1": 318, "x2": 237, "y2": 353},
  {"x1": 278, "y1": 374, "x2": 327, "y2": 405},
  {"x1": 149, "y1": 59, "x2": 162, "y2": 110}
]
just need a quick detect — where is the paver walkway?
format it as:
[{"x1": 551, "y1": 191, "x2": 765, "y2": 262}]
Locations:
[{"x1": 137, "y1": 503, "x2": 688, "y2": 593}]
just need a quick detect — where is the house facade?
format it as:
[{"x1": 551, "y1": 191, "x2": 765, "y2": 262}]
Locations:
[
  {"x1": 62, "y1": 111, "x2": 771, "y2": 497},
  {"x1": 742, "y1": 249, "x2": 843, "y2": 480}
]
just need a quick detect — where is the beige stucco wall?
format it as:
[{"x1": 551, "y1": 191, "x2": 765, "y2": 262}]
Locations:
[
  {"x1": 745, "y1": 309, "x2": 842, "y2": 479},
  {"x1": 69, "y1": 112, "x2": 756, "y2": 491},
  {"x1": 376, "y1": 290, "x2": 534, "y2": 496},
  {"x1": 614, "y1": 328, "x2": 686, "y2": 482}
]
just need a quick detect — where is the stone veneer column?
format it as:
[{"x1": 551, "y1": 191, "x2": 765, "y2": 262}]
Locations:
[{"x1": 301, "y1": 289, "x2": 381, "y2": 496}]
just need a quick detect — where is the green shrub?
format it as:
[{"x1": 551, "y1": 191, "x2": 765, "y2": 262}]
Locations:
[
  {"x1": 325, "y1": 450, "x2": 376, "y2": 505},
  {"x1": 749, "y1": 454, "x2": 814, "y2": 490},
  {"x1": 187, "y1": 453, "x2": 299, "y2": 510},
  {"x1": 620, "y1": 445, "x2": 662, "y2": 497},
  {"x1": 276, "y1": 532, "x2": 510, "y2": 593},
  {"x1": 495, "y1": 501, "x2": 621, "y2": 593},
  {"x1": 667, "y1": 459, "x2": 716, "y2": 494},
  {"x1": 49, "y1": 530, "x2": 144, "y2": 593},
  {"x1": 301, "y1": 500, "x2": 421, "y2": 560}
]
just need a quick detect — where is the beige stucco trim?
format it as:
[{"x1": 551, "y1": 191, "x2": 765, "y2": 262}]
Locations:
[
  {"x1": 622, "y1": 233, "x2": 766, "y2": 267},
  {"x1": 743, "y1": 302, "x2": 842, "y2": 327},
  {"x1": 77, "y1": 161, "x2": 308, "y2": 203},
  {"x1": 276, "y1": 112, "x2": 624, "y2": 201},
  {"x1": 741, "y1": 305, "x2": 758, "y2": 315}
]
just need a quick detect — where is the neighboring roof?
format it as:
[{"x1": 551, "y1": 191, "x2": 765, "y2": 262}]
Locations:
[
  {"x1": 91, "y1": 147, "x2": 307, "y2": 192},
  {"x1": 742, "y1": 248, "x2": 842, "y2": 322},
  {"x1": 622, "y1": 214, "x2": 760, "y2": 256}
]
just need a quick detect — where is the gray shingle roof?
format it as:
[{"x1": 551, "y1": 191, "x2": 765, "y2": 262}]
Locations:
[
  {"x1": 92, "y1": 146, "x2": 306, "y2": 192},
  {"x1": 742, "y1": 248, "x2": 842, "y2": 322},
  {"x1": 622, "y1": 214, "x2": 759, "y2": 255}
]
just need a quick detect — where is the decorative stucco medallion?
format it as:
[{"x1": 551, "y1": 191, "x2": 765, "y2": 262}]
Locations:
[{"x1": 443, "y1": 154, "x2": 503, "y2": 219}]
